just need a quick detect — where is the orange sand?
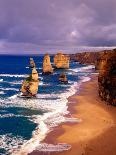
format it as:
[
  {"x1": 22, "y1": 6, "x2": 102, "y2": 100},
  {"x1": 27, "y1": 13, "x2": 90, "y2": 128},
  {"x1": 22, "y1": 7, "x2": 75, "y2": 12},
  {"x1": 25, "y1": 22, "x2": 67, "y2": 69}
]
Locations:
[{"x1": 30, "y1": 75, "x2": 116, "y2": 155}]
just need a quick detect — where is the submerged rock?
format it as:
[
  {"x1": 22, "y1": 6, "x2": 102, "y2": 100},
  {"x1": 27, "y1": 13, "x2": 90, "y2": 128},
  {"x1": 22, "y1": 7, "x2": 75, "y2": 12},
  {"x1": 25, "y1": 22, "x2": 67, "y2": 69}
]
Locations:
[
  {"x1": 20, "y1": 68, "x2": 39, "y2": 97},
  {"x1": 42, "y1": 54, "x2": 53, "y2": 74},
  {"x1": 54, "y1": 52, "x2": 70, "y2": 69}
]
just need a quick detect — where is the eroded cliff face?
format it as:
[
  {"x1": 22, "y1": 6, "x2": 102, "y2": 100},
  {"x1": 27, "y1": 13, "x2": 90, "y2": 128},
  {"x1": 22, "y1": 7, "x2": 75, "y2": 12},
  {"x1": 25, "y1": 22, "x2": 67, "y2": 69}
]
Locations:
[
  {"x1": 98, "y1": 50, "x2": 116, "y2": 105},
  {"x1": 70, "y1": 52, "x2": 100, "y2": 65},
  {"x1": 54, "y1": 52, "x2": 70, "y2": 69},
  {"x1": 43, "y1": 54, "x2": 53, "y2": 74},
  {"x1": 70, "y1": 49, "x2": 116, "y2": 106}
]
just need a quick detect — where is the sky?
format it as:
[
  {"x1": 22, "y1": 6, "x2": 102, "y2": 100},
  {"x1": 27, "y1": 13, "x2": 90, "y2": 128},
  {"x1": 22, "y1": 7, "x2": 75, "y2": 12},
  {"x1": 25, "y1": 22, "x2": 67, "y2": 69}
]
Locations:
[{"x1": 0, "y1": 0, "x2": 116, "y2": 54}]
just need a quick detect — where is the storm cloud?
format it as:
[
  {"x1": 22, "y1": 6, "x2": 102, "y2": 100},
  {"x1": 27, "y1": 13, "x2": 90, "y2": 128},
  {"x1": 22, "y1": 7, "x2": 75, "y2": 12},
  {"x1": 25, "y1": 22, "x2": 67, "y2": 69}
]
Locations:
[{"x1": 0, "y1": 0, "x2": 116, "y2": 54}]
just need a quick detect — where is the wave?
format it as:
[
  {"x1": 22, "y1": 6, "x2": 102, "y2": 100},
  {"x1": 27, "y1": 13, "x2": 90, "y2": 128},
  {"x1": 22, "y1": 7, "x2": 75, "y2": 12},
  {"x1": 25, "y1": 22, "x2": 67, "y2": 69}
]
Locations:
[
  {"x1": 70, "y1": 65, "x2": 95, "y2": 73},
  {"x1": 0, "y1": 91, "x2": 5, "y2": 95},
  {"x1": 0, "y1": 88, "x2": 19, "y2": 91},
  {"x1": 0, "y1": 66, "x2": 93, "y2": 155},
  {"x1": 0, "y1": 74, "x2": 27, "y2": 78},
  {"x1": 9, "y1": 77, "x2": 87, "y2": 155},
  {"x1": 0, "y1": 79, "x2": 3, "y2": 82}
]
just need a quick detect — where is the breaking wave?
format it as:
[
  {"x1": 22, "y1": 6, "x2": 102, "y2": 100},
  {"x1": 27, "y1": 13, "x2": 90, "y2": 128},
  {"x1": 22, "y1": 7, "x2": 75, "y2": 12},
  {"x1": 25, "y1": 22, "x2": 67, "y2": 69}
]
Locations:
[
  {"x1": 70, "y1": 65, "x2": 95, "y2": 73},
  {"x1": 0, "y1": 74, "x2": 28, "y2": 78},
  {"x1": 0, "y1": 64, "x2": 94, "y2": 155}
]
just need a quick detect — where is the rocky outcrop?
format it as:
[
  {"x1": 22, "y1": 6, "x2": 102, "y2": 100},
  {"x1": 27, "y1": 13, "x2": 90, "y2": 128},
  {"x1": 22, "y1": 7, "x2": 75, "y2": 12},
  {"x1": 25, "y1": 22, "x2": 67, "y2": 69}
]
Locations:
[
  {"x1": 70, "y1": 52, "x2": 100, "y2": 65},
  {"x1": 70, "y1": 49, "x2": 116, "y2": 106},
  {"x1": 20, "y1": 68, "x2": 39, "y2": 97},
  {"x1": 30, "y1": 58, "x2": 36, "y2": 68},
  {"x1": 42, "y1": 54, "x2": 53, "y2": 74},
  {"x1": 98, "y1": 49, "x2": 116, "y2": 105},
  {"x1": 54, "y1": 52, "x2": 70, "y2": 69},
  {"x1": 59, "y1": 73, "x2": 68, "y2": 84}
]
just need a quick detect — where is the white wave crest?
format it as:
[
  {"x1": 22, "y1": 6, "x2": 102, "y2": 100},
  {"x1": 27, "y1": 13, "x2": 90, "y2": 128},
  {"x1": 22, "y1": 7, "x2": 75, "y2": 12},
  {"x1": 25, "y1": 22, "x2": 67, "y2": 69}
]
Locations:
[
  {"x1": 0, "y1": 79, "x2": 3, "y2": 82},
  {"x1": 0, "y1": 88, "x2": 19, "y2": 91},
  {"x1": 0, "y1": 74, "x2": 27, "y2": 78},
  {"x1": 70, "y1": 65, "x2": 95, "y2": 73}
]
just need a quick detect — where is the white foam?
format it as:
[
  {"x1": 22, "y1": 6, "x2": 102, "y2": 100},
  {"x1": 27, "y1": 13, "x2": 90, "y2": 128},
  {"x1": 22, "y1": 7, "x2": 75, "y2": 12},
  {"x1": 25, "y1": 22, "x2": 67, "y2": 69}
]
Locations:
[
  {"x1": 0, "y1": 88, "x2": 19, "y2": 91},
  {"x1": 0, "y1": 134, "x2": 26, "y2": 154},
  {"x1": 80, "y1": 76, "x2": 91, "y2": 83},
  {"x1": 0, "y1": 79, "x2": 3, "y2": 82},
  {"x1": 0, "y1": 91, "x2": 5, "y2": 94},
  {"x1": 0, "y1": 74, "x2": 27, "y2": 78},
  {"x1": 35, "y1": 143, "x2": 71, "y2": 152},
  {"x1": 5, "y1": 80, "x2": 80, "y2": 155},
  {"x1": 0, "y1": 66, "x2": 92, "y2": 155},
  {"x1": 70, "y1": 65, "x2": 95, "y2": 73}
]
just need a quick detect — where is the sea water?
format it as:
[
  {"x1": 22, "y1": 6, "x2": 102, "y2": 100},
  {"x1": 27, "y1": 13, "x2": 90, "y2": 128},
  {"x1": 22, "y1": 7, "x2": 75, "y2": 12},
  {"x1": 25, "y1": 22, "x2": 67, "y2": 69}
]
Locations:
[{"x1": 0, "y1": 55, "x2": 95, "y2": 155}]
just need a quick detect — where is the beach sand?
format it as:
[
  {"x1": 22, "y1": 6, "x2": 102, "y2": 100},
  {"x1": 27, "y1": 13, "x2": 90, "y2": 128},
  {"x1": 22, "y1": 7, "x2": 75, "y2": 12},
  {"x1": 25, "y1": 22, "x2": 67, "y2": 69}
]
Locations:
[{"x1": 29, "y1": 75, "x2": 116, "y2": 155}]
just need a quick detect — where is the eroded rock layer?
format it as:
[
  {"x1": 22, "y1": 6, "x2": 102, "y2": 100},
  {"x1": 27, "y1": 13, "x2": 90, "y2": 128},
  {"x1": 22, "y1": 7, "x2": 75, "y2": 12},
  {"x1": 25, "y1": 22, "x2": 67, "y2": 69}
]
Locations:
[
  {"x1": 20, "y1": 68, "x2": 39, "y2": 96},
  {"x1": 70, "y1": 49, "x2": 116, "y2": 106},
  {"x1": 43, "y1": 54, "x2": 53, "y2": 74},
  {"x1": 98, "y1": 49, "x2": 116, "y2": 105},
  {"x1": 54, "y1": 52, "x2": 70, "y2": 69}
]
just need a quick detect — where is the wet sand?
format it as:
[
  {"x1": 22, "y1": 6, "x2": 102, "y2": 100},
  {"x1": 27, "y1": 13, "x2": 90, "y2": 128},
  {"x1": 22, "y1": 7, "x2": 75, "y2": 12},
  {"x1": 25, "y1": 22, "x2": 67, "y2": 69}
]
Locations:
[{"x1": 30, "y1": 75, "x2": 116, "y2": 155}]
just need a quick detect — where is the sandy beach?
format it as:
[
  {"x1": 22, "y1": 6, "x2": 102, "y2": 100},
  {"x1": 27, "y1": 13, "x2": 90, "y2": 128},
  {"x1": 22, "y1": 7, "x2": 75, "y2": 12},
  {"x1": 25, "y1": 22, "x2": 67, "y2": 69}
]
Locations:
[{"x1": 30, "y1": 75, "x2": 116, "y2": 155}]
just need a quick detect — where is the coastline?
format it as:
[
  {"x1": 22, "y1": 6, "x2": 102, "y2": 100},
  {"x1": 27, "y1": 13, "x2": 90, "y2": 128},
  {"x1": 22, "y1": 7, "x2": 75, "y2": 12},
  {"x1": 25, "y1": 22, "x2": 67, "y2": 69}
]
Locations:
[{"x1": 29, "y1": 75, "x2": 116, "y2": 155}]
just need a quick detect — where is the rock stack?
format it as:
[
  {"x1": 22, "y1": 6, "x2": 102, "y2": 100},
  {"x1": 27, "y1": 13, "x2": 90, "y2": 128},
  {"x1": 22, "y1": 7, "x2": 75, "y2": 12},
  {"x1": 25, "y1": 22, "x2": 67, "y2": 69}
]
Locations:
[
  {"x1": 59, "y1": 73, "x2": 68, "y2": 84},
  {"x1": 20, "y1": 68, "x2": 39, "y2": 97},
  {"x1": 30, "y1": 58, "x2": 36, "y2": 68},
  {"x1": 54, "y1": 52, "x2": 70, "y2": 69},
  {"x1": 98, "y1": 49, "x2": 116, "y2": 105},
  {"x1": 42, "y1": 54, "x2": 53, "y2": 74}
]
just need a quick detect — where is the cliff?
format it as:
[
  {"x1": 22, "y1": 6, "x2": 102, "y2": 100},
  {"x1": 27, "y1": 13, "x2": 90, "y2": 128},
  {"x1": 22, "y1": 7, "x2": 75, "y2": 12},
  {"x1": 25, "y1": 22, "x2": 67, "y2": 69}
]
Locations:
[
  {"x1": 54, "y1": 52, "x2": 70, "y2": 69},
  {"x1": 70, "y1": 52, "x2": 100, "y2": 65},
  {"x1": 42, "y1": 54, "x2": 53, "y2": 74},
  {"x1": 98, "y1": 49, "x2": 116, "y2": 105},
  {"x1": 70, "y1": 49, "x2": 116, "y2": 106}
]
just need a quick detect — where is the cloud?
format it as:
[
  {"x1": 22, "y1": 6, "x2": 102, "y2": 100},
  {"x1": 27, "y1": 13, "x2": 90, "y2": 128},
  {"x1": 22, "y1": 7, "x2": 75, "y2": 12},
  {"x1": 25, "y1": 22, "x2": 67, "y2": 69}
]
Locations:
[{"x1": 0, "y1": 0, "x2": 116, "y2": 54}]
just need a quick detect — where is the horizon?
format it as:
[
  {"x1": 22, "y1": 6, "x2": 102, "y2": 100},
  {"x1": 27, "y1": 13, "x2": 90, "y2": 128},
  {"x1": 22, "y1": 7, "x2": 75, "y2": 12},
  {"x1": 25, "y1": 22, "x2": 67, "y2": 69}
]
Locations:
[{"x1": 0, "y1": 46, "x2": 115, "y2": 55}]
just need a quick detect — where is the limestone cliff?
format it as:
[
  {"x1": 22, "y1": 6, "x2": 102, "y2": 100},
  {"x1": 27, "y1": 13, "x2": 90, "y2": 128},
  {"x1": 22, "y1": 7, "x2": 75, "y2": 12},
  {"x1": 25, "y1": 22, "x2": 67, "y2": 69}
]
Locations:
[
  {"x1": 70, "y1": 49, "x2": 116, "y2": 106},
  {"x1": 54, "y1": 52, "x2": 70, "y2": 69},
  {"x1": 43, "y1": 54, "x2": 53, "y2": 74},
  {"x1": 70, "y1": 52, "x2": 100, "y2": 65},
  {"x1": 20, "y1": 68, "x2": 39, "y2": 96},
  {"x1": 98, "y1": 49, "x2": 116, "y2": 105}
]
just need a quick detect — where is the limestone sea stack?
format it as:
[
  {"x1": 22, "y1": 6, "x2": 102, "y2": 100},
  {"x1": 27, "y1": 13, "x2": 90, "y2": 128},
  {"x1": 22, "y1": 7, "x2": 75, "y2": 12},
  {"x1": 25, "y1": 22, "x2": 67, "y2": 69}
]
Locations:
[
  {"x1": 59, "y1": 73, "x2": 68, "y2": 84},
  {"x1": 54, "y1": 52, "x2": 70, "y2": 69},
  {"x1": 20, "y1": 68, "x2": 39, "y2": 97},
  {"x1": 30, "y1": 58, "x2": 36, "y2": 68},
  {"x1": 42, "y1": 54, "x2": 53, "y2": 74}
]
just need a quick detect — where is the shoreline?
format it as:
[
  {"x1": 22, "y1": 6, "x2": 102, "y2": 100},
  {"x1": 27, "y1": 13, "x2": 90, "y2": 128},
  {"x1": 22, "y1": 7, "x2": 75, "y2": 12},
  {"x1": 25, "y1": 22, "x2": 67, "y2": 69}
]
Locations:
[{"x1": 29, "y1": 75, "x2": 116, "y2": 155}]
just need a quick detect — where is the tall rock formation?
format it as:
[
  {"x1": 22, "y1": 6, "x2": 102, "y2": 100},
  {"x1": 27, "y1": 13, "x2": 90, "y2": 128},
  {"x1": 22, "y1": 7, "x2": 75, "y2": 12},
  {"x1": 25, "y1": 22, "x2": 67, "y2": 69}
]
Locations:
[
  {"x1": 42, "y1": 54, "x2": 53, "y2": 74},
  {"x1": 30, "y1": 58, "x2": 36, "y2": 68},
  {"x1": 98, "y1": 49, "x2": 116, "y2": 105},
  {"x1": 54, "y1": 52, "x2": 70, "y2": 69},
  {"x1": 20, "y1": 68, "x2": 39, "y2": 97}
]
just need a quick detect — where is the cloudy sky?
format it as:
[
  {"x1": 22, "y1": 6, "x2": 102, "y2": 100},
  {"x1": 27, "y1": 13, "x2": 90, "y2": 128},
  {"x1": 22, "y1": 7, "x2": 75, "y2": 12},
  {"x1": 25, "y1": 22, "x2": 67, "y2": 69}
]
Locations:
[{"x1": 0, "y1": 0, "x2": 116, "y2": 54}]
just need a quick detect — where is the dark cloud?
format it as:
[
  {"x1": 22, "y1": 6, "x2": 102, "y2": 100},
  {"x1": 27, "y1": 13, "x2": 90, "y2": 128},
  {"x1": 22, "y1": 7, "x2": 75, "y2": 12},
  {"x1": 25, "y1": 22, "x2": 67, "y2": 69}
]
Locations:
[{"x1": 0, "y1": 0, "x2": 116, "y2": 54}]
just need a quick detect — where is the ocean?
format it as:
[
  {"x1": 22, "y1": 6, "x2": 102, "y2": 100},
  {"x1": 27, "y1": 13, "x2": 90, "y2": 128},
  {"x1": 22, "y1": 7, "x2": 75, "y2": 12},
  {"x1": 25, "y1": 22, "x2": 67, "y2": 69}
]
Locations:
[{"x1": 0, "y1": 55, "x2": 95, "y2": 155}]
